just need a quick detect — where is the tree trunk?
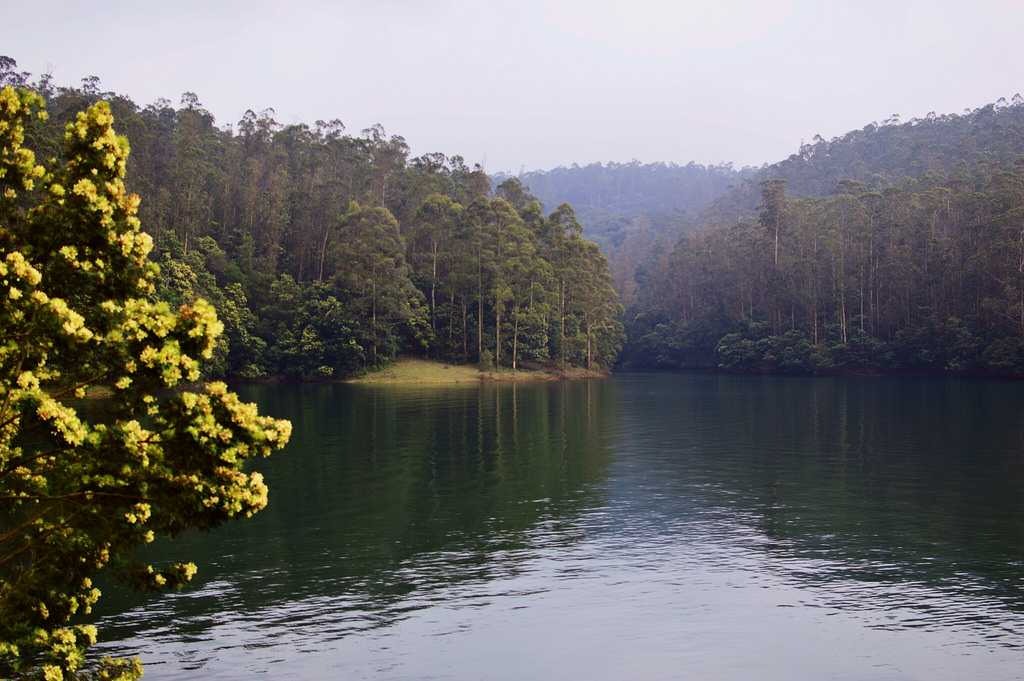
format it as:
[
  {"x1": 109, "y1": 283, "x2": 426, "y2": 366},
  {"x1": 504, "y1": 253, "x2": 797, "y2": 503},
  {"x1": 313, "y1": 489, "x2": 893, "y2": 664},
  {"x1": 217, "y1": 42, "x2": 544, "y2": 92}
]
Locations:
[
  {"x1": 868, "y1": 215, "x2": 875, "y2": 335},
  {"x1": 560, "y1": 279, "x2": 566, "y2": 369},
  {"x1": 371, "y1": 276, "x2": 378, "y2": 365},
  {"x1": 1019, "y1": 228, "x2": 1024, "y2": 336},
  {"x1": 430, "y1": 240, "x2": 438, "y2": 332},
  {"x1": 512, "y1": 307, "x2": 519, "y2": 371},
  {"x1": 495, "y1": 301, "x2": 502, "y2": 368},
  {"x1": 774, "y1": 223, "x2": 779, "y2": 268},
  {"x1": 859, "y1": 266, "x2": 865, "y2": 334},
  {"x1": 317, "y1": 227, "x2": 329, "y2": 281},
  {"x1": 585, "y1": 317, "x2": 592, "y2": 370},
  {"x1": 448, "y1": 287, "x2": 455, "y2": 348},
  {"x1": 840, "y1": 286, "x2": 848, "y2": 344},
  {"x1": 813, "y1": 303, "x2": 818, "y2": 345},
  {"x1": 477, "y1": 241, "x2": 484, "y2": 362},
  {"x1": 839, "y1": 210, "x2": 848, "y2": 344}
]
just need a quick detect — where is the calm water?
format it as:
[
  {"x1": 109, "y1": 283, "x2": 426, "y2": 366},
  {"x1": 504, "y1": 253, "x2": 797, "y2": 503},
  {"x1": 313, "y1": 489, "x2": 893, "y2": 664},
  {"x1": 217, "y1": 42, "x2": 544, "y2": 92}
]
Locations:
[{"x1": 94, "y1": 374, "x2": 1024, "y2": 680}]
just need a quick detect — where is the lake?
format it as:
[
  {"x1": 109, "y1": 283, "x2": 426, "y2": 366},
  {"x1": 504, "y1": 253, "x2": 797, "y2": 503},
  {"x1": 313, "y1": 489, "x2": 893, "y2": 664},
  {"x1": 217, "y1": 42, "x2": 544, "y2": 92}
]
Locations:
[{"x1": 94, "y1": 374, "x2": 1024, "y2": 679}]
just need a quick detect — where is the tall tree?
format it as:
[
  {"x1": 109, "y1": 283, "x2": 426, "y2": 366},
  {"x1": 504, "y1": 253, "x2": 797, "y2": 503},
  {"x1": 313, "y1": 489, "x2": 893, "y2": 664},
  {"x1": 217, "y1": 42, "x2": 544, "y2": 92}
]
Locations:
[
  {"x1": 330, "y1": 202, "x2": 428, "y2": 365},
  {"x1": 409, "y1": 193, "x2": 462, "y2": 342}
]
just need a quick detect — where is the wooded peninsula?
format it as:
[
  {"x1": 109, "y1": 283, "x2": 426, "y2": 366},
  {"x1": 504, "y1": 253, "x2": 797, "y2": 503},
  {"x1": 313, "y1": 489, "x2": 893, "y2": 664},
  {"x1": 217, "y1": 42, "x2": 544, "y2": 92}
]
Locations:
[{"x1": 1, "y1": 59, "x2": 623, "y2": 383}]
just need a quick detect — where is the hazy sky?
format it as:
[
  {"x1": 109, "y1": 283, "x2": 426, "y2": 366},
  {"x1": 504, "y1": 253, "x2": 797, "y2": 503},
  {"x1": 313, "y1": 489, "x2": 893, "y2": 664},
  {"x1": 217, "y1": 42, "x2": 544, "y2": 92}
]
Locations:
[{"x1": 4, "y1": 0, "x2": 1023, "y2": 172}]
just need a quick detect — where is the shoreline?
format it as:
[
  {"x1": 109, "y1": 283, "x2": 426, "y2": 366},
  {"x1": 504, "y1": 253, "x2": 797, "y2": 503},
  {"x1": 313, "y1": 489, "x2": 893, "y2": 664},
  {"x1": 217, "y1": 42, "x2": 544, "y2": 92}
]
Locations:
[
  {"x1": 617, "y1": 364, "x2": 1024, "y2": 381},
  {"x1": 344, "y1": 358, "x2": 609, "y2": 385}
]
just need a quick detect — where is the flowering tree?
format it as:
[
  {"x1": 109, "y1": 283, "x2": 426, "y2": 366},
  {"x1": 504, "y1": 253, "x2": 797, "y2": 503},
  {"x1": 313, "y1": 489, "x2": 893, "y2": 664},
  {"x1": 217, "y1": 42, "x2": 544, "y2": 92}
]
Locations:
[{"x1": 0, "y1": 87, "x2": 291, "y2": 679}]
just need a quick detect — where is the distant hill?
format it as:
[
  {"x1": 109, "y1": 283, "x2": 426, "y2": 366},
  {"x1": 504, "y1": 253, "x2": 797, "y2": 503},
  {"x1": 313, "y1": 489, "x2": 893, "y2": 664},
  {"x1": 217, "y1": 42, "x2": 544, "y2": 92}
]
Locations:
[
  {"x1": 513, "y1": 96, "x2": 1024, "y2": 306},
  {"x1": 702, "y1": 96, "x2": 1024, "y2": 224},
  {"x1": 495, "y1": 161, "x2": 751, "y2": 249}
]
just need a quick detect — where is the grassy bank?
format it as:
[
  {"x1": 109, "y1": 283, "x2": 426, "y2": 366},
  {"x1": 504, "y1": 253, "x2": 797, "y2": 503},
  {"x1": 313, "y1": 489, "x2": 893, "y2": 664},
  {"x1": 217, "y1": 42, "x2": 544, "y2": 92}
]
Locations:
[{"x1": 347, "y1": 358, "x2": 608, "y2": 385}]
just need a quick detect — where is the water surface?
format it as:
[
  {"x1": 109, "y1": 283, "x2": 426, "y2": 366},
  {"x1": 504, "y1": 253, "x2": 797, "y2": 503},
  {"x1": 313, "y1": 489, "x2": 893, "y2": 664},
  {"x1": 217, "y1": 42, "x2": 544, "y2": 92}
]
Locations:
[{"x1": 95, "y1": 374, "x2": 1024, "y2": 679}]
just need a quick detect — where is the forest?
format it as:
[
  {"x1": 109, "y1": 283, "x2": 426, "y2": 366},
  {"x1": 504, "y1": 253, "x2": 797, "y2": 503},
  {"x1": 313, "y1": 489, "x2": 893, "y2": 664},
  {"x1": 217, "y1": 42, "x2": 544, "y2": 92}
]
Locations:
[
  {"x1": 8, "y1": 53, "x2": 1024, "y2": 378},
  {"x1": 620, "y1": 168, "x2": 1024, "y2": 373},
  {"x1": 514, "y1": 95, "x2": 1024, "y2": 376},
  {"x1": 0, "y1": 57, "x2": 623, "y2": 380}
]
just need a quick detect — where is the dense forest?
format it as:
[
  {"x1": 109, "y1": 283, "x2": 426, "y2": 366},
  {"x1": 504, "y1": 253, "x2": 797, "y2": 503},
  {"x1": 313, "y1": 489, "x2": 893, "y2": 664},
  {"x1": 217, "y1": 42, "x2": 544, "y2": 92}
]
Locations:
[
  {"x1": 517, "y1": 99, "x2": 1024, "y2": 334},
  {"x1": 624, "y1": 101, "x2": 1024, "y2": 375},
  {"x1": 0, "y1": 57, "x2": 623, "y2": 379},
  {"x1": 505, "y1": 90, "x2": 1024, "y2": 375}
]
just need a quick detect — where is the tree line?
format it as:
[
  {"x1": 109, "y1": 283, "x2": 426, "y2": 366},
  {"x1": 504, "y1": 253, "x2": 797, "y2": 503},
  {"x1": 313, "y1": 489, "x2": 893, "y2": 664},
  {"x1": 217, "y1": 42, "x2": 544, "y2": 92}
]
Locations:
[
  {"x1": 1, "y1": 58, "x2": 622, "y2": 378},
  {"x1": 510, "y1": 96, "x2": 1024, "y2": 363},
  {"x1": 627, "y1": 162, "x2": 1024, "y2": 375}
]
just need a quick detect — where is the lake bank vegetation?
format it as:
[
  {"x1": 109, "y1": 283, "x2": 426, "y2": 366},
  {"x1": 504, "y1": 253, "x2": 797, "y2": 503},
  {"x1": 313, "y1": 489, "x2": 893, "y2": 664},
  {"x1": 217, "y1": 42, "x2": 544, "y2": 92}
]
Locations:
[
  {"x1": 624, "y1": 162, "x2": 1024, "y2": 376},
  {"x1": 0, "y1": 57, "x2": 621, "y2": 676},
  {"x1": 5, "y1": 39, "x2": 1024, "y2": 681},
  {"x1": 513, "y1": 93, "x2": 1024, "y2": 377},
  {"x1": 346, "y1": 358, "x2": 607, "y2": 385}
]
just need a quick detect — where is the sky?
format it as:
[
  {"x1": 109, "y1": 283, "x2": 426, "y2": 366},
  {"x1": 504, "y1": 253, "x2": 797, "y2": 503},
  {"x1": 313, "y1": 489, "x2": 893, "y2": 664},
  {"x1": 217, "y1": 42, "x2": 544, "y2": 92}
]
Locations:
[{"x1": 4, "y1": 0, "x2": 1024, "y2": 173}]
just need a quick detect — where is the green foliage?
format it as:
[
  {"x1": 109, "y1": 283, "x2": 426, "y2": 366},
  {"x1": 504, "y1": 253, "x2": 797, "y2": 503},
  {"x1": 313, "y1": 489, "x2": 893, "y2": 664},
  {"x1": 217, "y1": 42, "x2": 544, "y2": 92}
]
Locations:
[
  {"x1": 263, "y1": 278, "x2": 364, "y2": 379},
  {"x1": 629, "y1": 156, "x2": 1024, "y2": 377},
  {"x1": 981, "y1": 337, "x2": 1024, "y2": 372},
  {"x1": 715, "y1": 327, "x2": 851, "y2": 375},
  {"x1": 3, "y1": 59, "x2": 623, "y2": 378},
  {"x1": 154, "y1": 240, "x2": 265, "y2": 377},
  {"x1": 716, "y1": 332, "x2": 764, "y2": 372},
  {"x1": 330, "y1": 201, "x2": 429, "y2": 365},
  {"x1": 0, "y1": 88, "x2": 290, "y2": 679}
]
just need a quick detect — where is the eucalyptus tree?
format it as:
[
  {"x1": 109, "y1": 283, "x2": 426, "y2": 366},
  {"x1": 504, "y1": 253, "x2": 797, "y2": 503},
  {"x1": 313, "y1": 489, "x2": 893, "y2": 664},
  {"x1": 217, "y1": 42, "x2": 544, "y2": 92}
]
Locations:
[
  {"x1": 331, "y1": 202, "x2": 428, "y2": 365},
  {"x1": 574, "y1": 241, "x2": 625, "y2": 369},
  {"x1": 409, "y1": 193, "x2": 463, "y2": 340},
  {"x1": 545, "y1": 204, "x2": 587, "y2": 368}
]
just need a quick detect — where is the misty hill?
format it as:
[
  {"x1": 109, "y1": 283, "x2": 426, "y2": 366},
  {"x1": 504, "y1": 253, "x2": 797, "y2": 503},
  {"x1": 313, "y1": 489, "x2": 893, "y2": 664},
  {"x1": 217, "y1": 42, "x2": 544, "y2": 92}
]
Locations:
[
  {"x1": 497, "y1": 162, "x2": 750, "y2": 249},
  {"x1": 622, "y1": 94, "x2": 1024, "y2": 377},
  {"x1": 517, "y1": 97, "x2": 1024, "y2": 239},
  {"x1": 702, "y1": 96, "x2": 1024, "y2": 223},
  {"x1": 517, "y1": 96, "x2": 1024, "y2": 306}
]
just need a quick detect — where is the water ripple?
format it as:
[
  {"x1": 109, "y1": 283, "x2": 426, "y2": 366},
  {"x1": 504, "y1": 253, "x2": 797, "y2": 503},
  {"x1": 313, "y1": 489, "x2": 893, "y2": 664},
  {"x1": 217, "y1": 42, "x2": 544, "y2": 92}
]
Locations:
[{"x1": 92, "y1": 376, "x2": 1024, "y2": 679}]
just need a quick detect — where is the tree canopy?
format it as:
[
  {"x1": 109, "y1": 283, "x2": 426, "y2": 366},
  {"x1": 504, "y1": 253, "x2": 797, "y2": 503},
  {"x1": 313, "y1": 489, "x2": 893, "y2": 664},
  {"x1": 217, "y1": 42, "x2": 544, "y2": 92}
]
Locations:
[{"x1": 626, "y1": 165, "x2": 1024, "y2": 375}]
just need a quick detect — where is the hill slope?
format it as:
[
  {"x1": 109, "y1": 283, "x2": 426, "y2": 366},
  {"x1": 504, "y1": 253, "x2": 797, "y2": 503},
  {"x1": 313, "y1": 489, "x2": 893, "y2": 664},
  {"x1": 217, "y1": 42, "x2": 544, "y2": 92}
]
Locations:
[
  {"x1": 516, "y1": 97, "x2": 1024, "y2": 311},
  {"x1": 623, "y1": 96, "x2": 1024, "y2": 376}
]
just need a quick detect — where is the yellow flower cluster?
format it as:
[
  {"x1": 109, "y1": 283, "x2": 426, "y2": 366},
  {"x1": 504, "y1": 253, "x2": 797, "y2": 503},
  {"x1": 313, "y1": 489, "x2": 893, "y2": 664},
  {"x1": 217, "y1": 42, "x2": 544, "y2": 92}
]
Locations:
[
  {"x1": 1, "y1": 88, "x2": 290, "y2": 680},
  {"x1": 0, "y1": 86, "x2": 46, "y2": 199}
]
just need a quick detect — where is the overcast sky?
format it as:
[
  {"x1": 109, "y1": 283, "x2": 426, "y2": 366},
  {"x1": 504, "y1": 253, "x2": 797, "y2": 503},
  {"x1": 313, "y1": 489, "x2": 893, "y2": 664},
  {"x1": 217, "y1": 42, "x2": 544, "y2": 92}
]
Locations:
[{"x1": 4, "y1": 0, "x2": 1023, "y2": 172}]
